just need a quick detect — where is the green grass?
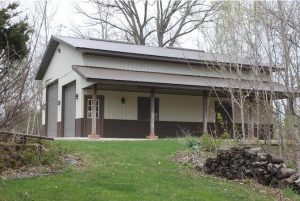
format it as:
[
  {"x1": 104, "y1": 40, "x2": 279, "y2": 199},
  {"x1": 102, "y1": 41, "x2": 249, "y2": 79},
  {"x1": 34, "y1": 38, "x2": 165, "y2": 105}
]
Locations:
[{"x1": 0, "y1": 140, "x2": 299, "y2": 201}]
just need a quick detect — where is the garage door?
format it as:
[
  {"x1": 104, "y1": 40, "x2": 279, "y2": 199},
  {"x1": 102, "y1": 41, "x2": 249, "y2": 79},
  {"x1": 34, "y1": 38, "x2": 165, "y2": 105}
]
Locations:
[
  {"x1": 63, "y1": 82, "x2": 76, "y2": 137},
  {"x1": 47, "y1": 82, "x2": 58, "y2": 137}
]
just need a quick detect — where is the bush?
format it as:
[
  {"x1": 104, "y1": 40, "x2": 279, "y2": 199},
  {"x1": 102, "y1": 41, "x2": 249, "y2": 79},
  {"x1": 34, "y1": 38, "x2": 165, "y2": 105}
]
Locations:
[
  {"x1": 200, "y1": 133, "x2": 222, "y2": 152},
  {"x1": 182, "y1": 136, "x2": 201, "y2": 150},
  {"x1": 21, "y1": 142, "x2": 68, "y2": 167},
  {"x1": 220, "y1": 131, "x2": 229, "y2": 139}
]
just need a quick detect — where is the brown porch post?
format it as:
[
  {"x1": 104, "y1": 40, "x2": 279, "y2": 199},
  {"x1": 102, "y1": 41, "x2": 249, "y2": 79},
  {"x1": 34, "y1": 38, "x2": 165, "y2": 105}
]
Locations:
[
  {"x1": 203, "y1": 91, "x2": 209, "y2": 134},
  {"x1": 88, "y1": 84, "x2": 100, "y2": 139},
  {"x1": 147, "y1": 88, "x2": 158, "y2": 139},
  {"x1": 248, "y1": 98, "x2": 255, "y2": 139}
]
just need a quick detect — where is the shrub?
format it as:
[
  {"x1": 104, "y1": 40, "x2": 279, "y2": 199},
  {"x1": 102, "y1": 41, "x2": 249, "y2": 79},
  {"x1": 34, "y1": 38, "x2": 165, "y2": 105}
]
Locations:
[
  {"x1": 220, "y1": 131, "x2": 229, "y2": 139},
  {"x1": 21, "y1": 142, "x2": 68, "y2": 167},
  {"x1": 182, "y1": 136, "x2": 201, "y2": 150},
  {"x1": 200, "y1": 133, "x2": 222, "y2": 152}
]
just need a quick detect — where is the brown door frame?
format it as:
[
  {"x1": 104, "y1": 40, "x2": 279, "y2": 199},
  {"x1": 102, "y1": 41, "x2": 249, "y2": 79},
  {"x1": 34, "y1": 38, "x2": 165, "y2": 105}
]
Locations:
[{"x1": 83, "y1": 95, "x2": 104, "y2": 137}]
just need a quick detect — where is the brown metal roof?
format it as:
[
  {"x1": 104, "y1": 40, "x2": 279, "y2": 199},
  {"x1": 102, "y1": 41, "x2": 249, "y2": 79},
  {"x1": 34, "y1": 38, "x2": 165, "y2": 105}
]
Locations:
[{"x1": 72, "y1": 65, "x2": 287, "y2": 94}]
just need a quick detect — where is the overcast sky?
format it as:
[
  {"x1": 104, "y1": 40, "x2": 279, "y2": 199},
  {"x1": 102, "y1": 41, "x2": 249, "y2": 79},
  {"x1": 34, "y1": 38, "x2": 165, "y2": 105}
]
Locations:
[{"x1": 20, "y1": 0, "x2": 77, "y2": 34}]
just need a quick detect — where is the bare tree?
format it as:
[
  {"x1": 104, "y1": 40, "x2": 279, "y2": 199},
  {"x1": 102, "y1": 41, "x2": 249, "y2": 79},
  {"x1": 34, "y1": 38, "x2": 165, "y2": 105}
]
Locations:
[
  {"x1": 156, "y1": 0, "x2": 218, "y2": 47},
  {"x1": 75, "y1": 0, "x2": 154, "y2": 44},
  {"x1": 204, "y1": 1, "x2": 300, "y2": 164},
  {"x1": 23, "y1": 0, "x2": 58, "y2": 135},
  {"x1": 74, "y1": 0, "x2": 218, "y2": 46}
]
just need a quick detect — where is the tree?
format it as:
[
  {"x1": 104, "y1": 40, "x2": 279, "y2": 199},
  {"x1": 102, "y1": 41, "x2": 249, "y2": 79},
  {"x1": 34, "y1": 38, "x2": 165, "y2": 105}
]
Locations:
[
  {"x1": 206, "y1": 1, "x2": 300, "y2": 163},
  {"x1": 0, "y1": 3, "x2": 30, "y2": 61},
  {"x1": 156, "y1": 0, "x2": 218, "y2": 47},
  {"x1": 74, "y1": 0, "x2": 218, "y2": 47},
  {"x1": 0, "y1": 2, "x2": 32, "y2": 130}
]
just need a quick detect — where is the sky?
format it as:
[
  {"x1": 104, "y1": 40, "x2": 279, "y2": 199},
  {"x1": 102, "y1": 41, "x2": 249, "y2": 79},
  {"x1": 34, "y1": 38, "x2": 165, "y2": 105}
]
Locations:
[{"x1": 20, "y1": 0, "x2": 78, "y2": 35}]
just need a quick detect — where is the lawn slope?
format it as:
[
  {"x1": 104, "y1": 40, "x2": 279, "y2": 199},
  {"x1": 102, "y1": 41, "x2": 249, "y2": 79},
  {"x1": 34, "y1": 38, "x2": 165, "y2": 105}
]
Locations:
[{"x1": 0, "y1": 140, "x2": 298, "y2": 201}]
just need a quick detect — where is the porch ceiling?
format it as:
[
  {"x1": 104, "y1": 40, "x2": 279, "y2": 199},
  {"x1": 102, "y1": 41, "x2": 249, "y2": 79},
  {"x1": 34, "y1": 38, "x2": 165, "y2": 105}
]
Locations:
[{"x1": 73, "y1": 65, "x2": 289, "y2": 98}]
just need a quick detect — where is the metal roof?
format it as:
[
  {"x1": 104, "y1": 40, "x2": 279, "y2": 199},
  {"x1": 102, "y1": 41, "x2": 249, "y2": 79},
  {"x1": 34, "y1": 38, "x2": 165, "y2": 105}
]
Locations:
[
  {"x1": 72, "y1": 65, "x2": 287, "y2": 94},
  {"x1": 54, "y1": 35, "x2": 264, "y2": 66},
  {"x1": 35, "y1": 35, "x2": 273, "y2": 80}
]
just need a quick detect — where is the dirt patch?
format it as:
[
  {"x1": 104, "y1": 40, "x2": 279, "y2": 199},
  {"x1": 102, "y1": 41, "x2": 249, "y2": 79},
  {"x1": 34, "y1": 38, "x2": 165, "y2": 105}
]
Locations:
[
  {"x1": 172, "y1": 150, "x2": 215, "y2": 171},
  {"x1": 0, "y1": 154, "x2": 82, "y2": 180}
]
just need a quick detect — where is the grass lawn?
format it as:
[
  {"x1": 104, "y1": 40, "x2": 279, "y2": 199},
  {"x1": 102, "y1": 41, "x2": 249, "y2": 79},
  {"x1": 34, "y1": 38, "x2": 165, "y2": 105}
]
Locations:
[{"x1": 0, "y1": 140, "x2": 299, "y2": 201}]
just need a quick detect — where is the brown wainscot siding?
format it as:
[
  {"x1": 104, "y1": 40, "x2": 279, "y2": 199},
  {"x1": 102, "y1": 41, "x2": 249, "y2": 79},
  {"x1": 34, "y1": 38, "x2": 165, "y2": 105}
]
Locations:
[
  {"x1": 41, "y1": 125, "x2": 46, "y2": 136},
  {"x1": 156, "y1": 121, "x2": 202, "y2": 138},
  {"x1": 75, "y1": 118, "x2": 84, "y2": 137},
  {"x1": 103, "y1": 120, "x2": 149, "y2": 138},
  {"x1": 57, "y1": 122, "x2": 62, "y2": 137},
  {"x1": 103, "y1": 120, "x2": 202, "y2": 138}
]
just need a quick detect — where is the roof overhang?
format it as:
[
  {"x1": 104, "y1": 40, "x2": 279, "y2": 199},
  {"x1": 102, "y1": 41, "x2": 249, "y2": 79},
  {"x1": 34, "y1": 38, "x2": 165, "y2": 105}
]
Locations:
[
  {"x1": 35, "y1": 38, "x2": 60, "y2": 80},
  {"x1": 80, "y1": 49, "x2": 274, "y2": 71},
  {"x1": 72, "y1": 65, "x2": 290, "y2": 98}
]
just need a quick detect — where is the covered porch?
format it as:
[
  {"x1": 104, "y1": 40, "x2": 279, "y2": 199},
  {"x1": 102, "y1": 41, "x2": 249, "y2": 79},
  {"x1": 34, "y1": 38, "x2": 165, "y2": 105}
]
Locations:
[{"x1": 73, "y1": 65, "x2": 283, "y2": 139}]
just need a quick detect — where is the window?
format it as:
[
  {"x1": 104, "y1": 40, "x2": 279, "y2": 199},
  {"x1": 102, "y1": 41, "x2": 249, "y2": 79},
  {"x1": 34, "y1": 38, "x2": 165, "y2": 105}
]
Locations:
[
  {"x1": 138, "y1": 97, "x2": 159, "y2": 121},
  {"x1": 87, "y1": 99, "x2": 100, "y2": 118}
]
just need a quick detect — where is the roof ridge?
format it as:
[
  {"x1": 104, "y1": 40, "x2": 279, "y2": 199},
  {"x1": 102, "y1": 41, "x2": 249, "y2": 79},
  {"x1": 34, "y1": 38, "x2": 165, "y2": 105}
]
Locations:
[{"x1": 53, "y1": 35, "x2": 208, "y2": 53}]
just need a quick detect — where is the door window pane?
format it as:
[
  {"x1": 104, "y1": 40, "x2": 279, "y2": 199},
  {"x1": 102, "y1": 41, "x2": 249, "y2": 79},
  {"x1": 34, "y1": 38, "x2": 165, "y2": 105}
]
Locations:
[{"x1": 87, "y1": 99, "x2": 100, "y2": 118}]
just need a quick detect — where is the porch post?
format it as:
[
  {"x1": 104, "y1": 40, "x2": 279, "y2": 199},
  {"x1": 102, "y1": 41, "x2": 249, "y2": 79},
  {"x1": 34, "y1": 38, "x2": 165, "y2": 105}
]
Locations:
[
  {"x1": 203, "y1": 91, "x2": 209, "y2": 134},
  {"x1": 147, "y1": 88, "x2": 158, "y2": 139},
  {"x1": 88, "y1": 84, "x2": 100, "y2": 139},
  {"x1": 231, "y1": 94, "x2": 236, "y2": 138},
  {"x1": 247, "y1": 97, "x2": 255, "y2": 139}
]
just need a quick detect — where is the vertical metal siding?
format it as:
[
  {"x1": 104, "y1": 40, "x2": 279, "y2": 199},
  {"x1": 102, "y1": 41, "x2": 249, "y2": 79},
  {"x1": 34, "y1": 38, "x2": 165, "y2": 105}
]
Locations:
[
  {"x1": 158, "y1": 94, "x2": 202, "y2": 122},
  {"x1": 47, "y1": 83, "x2": 58, "y2": 137},
  {"x1": 63, "y1": 82, "x2": 76, "y2": 137},
  {"x1": 83, "y1": 55, "x2": 271, "y2": 81}
]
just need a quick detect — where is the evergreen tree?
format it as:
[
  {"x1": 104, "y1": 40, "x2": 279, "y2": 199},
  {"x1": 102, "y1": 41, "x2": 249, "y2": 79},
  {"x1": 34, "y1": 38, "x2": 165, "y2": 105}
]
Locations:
[{"x1": 0, "y1": 2, "x2": 31, "y2": 62}]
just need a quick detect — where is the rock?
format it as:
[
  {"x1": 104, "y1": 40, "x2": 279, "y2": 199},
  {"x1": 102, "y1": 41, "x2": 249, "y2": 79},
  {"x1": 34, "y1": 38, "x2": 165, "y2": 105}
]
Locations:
[
  {"x1": 283, "y1": 174, "x2": 300, "y2": 185},
  {"x1": 203, "y1": 146, "x2": 299, "y2": 195},
  {"x1": 276, "y1": 168, "x2": 297, "y2": 179},
  {"x1": 266, "y1": 153, "x2": 284, "y2": 164}
]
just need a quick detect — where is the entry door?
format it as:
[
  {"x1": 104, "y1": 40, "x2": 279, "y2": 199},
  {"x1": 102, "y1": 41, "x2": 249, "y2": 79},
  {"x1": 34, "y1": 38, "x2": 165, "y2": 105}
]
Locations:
[
  {"x1": 47, "y1": 82, "x2": 58, "y2": 137},
  {"x1": 63, "y1": 82, "x2": 76, "y2": 137},
  {"x1": 215, "y1": 102, "x2": 233, "y2": 137},
  {"x1": 84, "y1": 95, "x2": 104, "y2": 136}
]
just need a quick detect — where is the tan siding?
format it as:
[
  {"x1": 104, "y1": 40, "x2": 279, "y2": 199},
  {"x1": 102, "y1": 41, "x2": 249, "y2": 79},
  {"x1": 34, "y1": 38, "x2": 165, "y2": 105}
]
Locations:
[
  {"x1": 83, "y1": 90, "x2": 203, "y2": 122},
  {"x1": 42, "y1": 43, "x2": 84, "y2": 123},
  {"x1": 102, "y1": 91, "x2": 147, "y2": 120},
  {"x1": 83, "y1": 90, "x2": 148, "y2": 120},
  {"x1": 158, "y1": 94, "x2": 202, "y2": 122},
  {"x1": 82, "y1": 89, "x2": 271, "y2": 124},
  {"x1": 83, "y1": 55, "x2": 271, "y2": 81}
]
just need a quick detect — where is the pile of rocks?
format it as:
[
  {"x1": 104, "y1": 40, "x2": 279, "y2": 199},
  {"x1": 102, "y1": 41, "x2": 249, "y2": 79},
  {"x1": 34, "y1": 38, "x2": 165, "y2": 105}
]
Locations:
[
  {"x1": 204, "y1": 146, "x2": 300, "y2": 193},
  {"x1": 0, "y1": 144, "x2": 42, "y2": 172}
]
